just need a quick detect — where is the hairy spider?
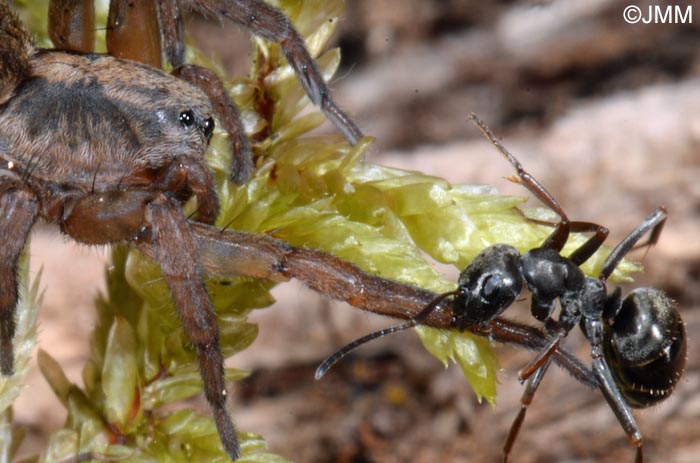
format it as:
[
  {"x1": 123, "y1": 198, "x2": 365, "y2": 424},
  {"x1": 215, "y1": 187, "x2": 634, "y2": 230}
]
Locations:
[
  {"x1": 314, "y1": 116, "x2": 686, "y2": 463},
  {"x1": 0, "y1": 0, "x2": 362, "y2": 460},
  {"x1": 45, "y1": 0, "x2": 363, "y2": 184}
]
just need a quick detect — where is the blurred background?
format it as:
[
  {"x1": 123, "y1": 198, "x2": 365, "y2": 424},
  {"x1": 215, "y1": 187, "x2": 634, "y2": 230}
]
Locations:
[{"x1": 21, "y1": 0, "x2": 700, "y2": 462}]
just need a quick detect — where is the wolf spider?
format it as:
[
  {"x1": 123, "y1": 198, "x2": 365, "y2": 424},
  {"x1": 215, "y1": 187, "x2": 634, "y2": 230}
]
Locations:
[
  {"x1": 45, "y1": 0, "x2": 364, "y2": 183},
  {"x1": 0, "y1": 0, "x2": 364, "y2": 459}
]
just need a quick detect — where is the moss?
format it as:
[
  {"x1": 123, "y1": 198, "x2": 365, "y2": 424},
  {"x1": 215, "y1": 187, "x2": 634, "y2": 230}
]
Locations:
[{"x1": 0, "y1": 250, "x2": 40, "y2": 462}]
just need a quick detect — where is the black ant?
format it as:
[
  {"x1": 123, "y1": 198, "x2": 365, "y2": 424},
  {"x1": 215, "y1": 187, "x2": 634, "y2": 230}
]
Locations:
[{"x1": 315, "y1": 114, "x2": 686, "y2": 463}]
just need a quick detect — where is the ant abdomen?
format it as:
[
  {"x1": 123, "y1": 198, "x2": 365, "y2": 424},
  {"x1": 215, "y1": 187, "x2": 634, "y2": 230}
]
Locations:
[
  {"x1": 603, "y1": 287, "x2": 686, "y2": 408},
  {"x1": 452, "y1": 244, "x2": 522, "y2": 329}
]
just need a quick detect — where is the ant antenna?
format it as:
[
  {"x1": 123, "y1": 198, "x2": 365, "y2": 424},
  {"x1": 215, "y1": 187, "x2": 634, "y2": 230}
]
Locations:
[{"x1": 315, "y1": 290, "x2": 457, "y2": 380}]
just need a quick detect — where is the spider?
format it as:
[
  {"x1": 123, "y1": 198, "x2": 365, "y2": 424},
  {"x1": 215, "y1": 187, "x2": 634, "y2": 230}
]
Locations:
[
  {"x1": 0, "y1": 0, "x2": 362, "y2": 460},
  {"x1": 313, "y1": 116, "x2": 686, "y2": 463},
  {"x1": 44, "y1": 0, "x2": 364, "y2": 183}
]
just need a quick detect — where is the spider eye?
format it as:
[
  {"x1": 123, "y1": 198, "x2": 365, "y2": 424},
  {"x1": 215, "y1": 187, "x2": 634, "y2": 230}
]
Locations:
[
  {"x1": 202, "y1": 117, "x2": 215, "y2": 140},
  {"x1": 179, "y1": 110, "x2": 195, "y2": 127}
]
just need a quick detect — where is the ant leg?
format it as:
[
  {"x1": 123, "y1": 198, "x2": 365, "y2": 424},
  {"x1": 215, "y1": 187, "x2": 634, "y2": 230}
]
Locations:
[
  {"x1": 158, "y1": 0, "x2": 254, "y2": 184},
  {"x1": 599, "y1": 207, "x2": 667, "y2": 282},
  {"x1": 315, "y1": 290, "x2": 456, "y2": 379},
  {"x1": 567, "y1": 221, "x2": 610, "y2": 266},
  {"x1": 145, "y1": 195, "x2": 239, "y2": 459},
  {"x1": 0, "y1": 182, "x2": 38, "y2": 375},
  {"x1": 631, "y1": 208, "x2": 666, "y2": 252},
  {"x1": 106, "y1": 0, "x2": 162, "y2": 67},
  {"x1": 519, "y1": 312, "x2": 580, "y2": 381},
  {"x1": 468, "y1": 116, "x2": 612, "y2": 262},
  {"x1": 503, "y1": 356, "x2": 553, "y2": 463},
  {"x1": 468, "y1": 114, "x2": 571, "y2": 252},
  {"x1": 187, "y1": 0, "x2": 364, "y2": 146},
  {"x1": 48, "y1": 0, "x2": 95, "y2": 52},
  {"x1": 527, "y1": 218, "x2": 605, "y2": 256},
  {"x1": 519, "y1": 221, "x2": 607, "y2": 377},
  {"x1": 583, "y1": 318, "x2": 643, "y2": 463},
  {"x1": 517, "y1": 334, "x2": 560, "y2": 381}
]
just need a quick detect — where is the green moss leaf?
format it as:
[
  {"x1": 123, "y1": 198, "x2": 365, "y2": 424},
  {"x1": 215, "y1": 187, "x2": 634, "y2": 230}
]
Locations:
[
  {"x1": 417, "y1": 326, "x2": 500, "y2": 405},
  {"x1": 102, "y1": 317, "x2": 140, "y2": 430},
  {"x1": 0, "y1": 251, "x2": 40, "y2": 418}
]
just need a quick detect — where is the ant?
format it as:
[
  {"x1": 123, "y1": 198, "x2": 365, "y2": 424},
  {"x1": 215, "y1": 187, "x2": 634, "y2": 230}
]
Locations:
[{"x1": 315, "y1": 114, "x2": 686, "y2": 463}]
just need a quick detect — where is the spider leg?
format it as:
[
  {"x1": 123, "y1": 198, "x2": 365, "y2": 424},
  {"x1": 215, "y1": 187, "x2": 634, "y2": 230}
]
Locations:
[
  {"x1": 106, "y1": 0, "x2": 162, "y2": 67},
  {"x1": 517, "y1": 333, "x2": 561, "y2": 381},
  {"x1": 187, "y1": 0, "x2": 364, "y2": 146},
  {"x1": 145, "y1": 195, "x2": 239, "y2": 459},
  {"x1": 0, "y1": 181, "x2": 39, "y2": 375},
  {"x1": 0, "y1": 0, "x2": 32, "y2": 105},
  {"x1": 157, "y1": 223, "x2": 600, "y2": 389},
  {"x1": 175, "y1": 65, "x2": 254, "y2": 184},
  {"x1": 48, "y1": 0, "x2": 95, "y2": 53},
  {"x1": 157, "y1": 0, "x2": 186, "y2": 67},
  {"x1": 157, "y1": 1, "x2": 254, "y2": 184},
  {"x1": 137, "y1": 222, "x2": 596, "y2": 389}
]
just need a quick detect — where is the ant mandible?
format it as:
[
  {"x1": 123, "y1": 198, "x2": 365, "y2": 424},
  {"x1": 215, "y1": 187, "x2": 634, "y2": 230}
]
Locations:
[{"x1": 315, "y1": 114, "x2": 686, "y2": 463}]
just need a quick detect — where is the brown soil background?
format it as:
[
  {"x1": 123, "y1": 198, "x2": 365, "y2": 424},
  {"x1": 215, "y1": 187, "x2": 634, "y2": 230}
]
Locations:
[{"x1": 15, "y1": 1, "x2": 700, "y2": 462}]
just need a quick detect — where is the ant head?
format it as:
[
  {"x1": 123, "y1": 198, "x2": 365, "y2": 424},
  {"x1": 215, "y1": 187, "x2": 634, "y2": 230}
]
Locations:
[{"x1": 452, "y1": 244, "x2": 523, "y2": 329}]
